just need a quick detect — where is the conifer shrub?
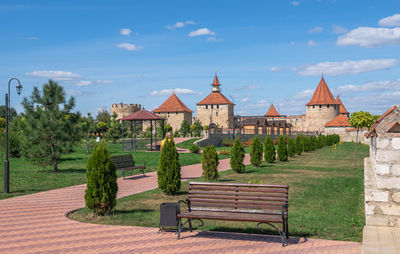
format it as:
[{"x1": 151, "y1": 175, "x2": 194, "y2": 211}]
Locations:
[
  {"x1": 85, "y1": 141, "x2": 118, "y2": 216},
  {"x1": 287, "y1": 137, "x2": 295, "y2": 157},
  {"x1": 158, "y1": 138, "x2": 181, "y2": 195},
  {"x1": 264, "y1": 136, "x2": 276, "y2": 163},
  {"x1": 230, "y1": 139, "x2": 245, "y2": 173},
  {"x1": 250, "y1": 136, "x2": 263, "y2": 167},
  {"x1": 202, "y1": 145, "x2": 219, "y2": 180},
  {"x1": 189, "y1": 144, "x2": 200, "y2": 153},
  {"x1": 277, "y1": 136, "x2": 288, "y2": 161},
  {"x1": 310, "y1": 136, "x2": 317, "y2": 151},
  {"x1": 295, "y1": 136, "x2": 303, "y2": 155}
]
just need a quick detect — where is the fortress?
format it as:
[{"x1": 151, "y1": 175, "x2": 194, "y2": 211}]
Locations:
[{"x1": 111, "y1": 103, "x2": 141, "y2": 120}]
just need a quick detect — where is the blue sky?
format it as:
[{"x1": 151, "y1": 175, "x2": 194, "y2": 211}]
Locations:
[{"x1": 1, "y1": 0, "x2": 400, "y2": 117}]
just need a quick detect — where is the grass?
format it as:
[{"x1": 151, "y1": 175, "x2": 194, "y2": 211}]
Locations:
[
  {"x1": 0, "y1": 141, "x2": 203, "y2": 200},
  {"x1": 69, "y1": 142, "x2": 368, "y2": 242},
  {"x1": 175, "y1": 138, "x2": 201, "y2": 150}
]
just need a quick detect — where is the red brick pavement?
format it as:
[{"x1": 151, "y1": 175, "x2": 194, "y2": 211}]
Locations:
[{"x1": 0, "y1": 154, "x2": 361, "y2": 253}]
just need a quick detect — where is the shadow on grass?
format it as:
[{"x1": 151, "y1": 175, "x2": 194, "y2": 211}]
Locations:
[
  {"x1": 124, "y1": 174, "x2": 150, "y2": 180},
  {"x1": 114, "y1": 208, "x2": 155, "y2": 215}
]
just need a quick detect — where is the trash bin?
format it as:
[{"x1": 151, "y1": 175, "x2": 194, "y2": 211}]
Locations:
[{"x1": 159, "y1": 202, "x2": 180, "y2": 232}]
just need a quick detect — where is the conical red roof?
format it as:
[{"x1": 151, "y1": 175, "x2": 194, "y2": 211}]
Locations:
[
  {"x1": 264, "y1": 104, "x2": 280, "y2": 117},
  {"x1": 306, "y1": 77, "x2": 338, "y2": 106},
  {"x1": 211, "y1": 74, "x2": 220, "y2": 86},
  {"x1": 153, "y1": 93, "x2": 193, "y2": 113},
  {"x1": 325, "y1": 114, "x2": 350, "y2": 127},
  {"x1": 335, "y1": 96, "x2": 349, "y2": 114}
]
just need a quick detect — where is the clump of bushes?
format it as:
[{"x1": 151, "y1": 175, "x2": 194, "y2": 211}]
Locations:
[
  {"x1": 250, "y1": 136, "x2": 263, "y2": 167},
  {"x1": 242, "y1": 139, "x2": 252, "y2": 147},
  {"x1": 264, "y1": 136, "x2": 276, "y2": 163},
  {"x1": 189, "y1": 144, "x2": 200, "y2": 153},
  {"x1": 158, "y1": 138, "x2": 181, "y2": 195},
  {"x1": 223, "y1": 138, "x2": 234, "y2": 147},
  {"x1": 287, "y1": 137, "x2": 295, "y2": 157},
  {"x1": 218, "y1": 150, "x2": 230, "y2": 156},
  {"x1": 85, "y1": 141, "x2": 118, "y2": 216},
  {"x1": 230, "y1": 139, "x2": 245, "y2": 173},
  {"x1": 202, "y1": 145, "x2": 219, "y2": 180},
  {"x1": 277, "y1": 136, "x2": 288, "y2": 161},
  {"x1": 295, "y1": 136, "x2": 303, "y2": 155}
]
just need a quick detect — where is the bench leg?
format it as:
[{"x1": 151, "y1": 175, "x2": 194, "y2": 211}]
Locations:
[
  {"x1": 285, "y1": 218, "x2": 289, "y2": 239},
  {"x1": 177, "y1": 218, "x2": 182, "y2": 239},
  {"x1": 122, "y1": 169, "x2": 126, "y2": 179},
  {"x1": 188, "y1": 219, "x2": 193, "y2": 232},
  {"x1": 282, "y1": 222, "x2": 287, "y2": 247}
]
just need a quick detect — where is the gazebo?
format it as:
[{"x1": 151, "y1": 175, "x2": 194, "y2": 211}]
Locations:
[{"x1": 120, "y1": 109, "x2": 165, "y2": 151}]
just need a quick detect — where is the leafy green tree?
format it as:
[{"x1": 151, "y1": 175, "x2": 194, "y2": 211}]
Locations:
[
  {"x1": 80, "y1": 113, "x2": 96, "y2": 154},
  {"x1": 85, "y1": 141, "x2": 118, "y2": 216},
  {"x1": 158, "y1": 138, "x2": 181, "y2": 195},
  {"x1": 287, "y1": 137, "x2": 295, "y2": 157},
  {"x1": 191, "y1": 120, "x2": 203, "y2": 137},
  {"x1": 202, "y1": 145, "x2": 219, "y2": 180},
  {"x1": 0, "y1": 105, "x2": 17, "y2": 121},
  {"x1": 97, "y1": 121, "x2": 107, "y2": 132},
  {"x1": 106, "y1": 113, "x2": 122, "y2": 143},
  {"x1": 96, "y1": 109, "x2": 111, "y2": 124},
  {"x1": 264, "y1": 136, "x2": 276, "y2": 163},
  {"x1": 295, "y1": 136, "x2": 303, "y2": 155},
  {"x1": 250, "y1": 136, "x2": 263, "y2": 167},
  {"x1": 349, "y1": 111, "x2": 375, "y2": 166},
  {"x1": 20, "y1": 80, "x2": 81, "y2": 172},
  {"x1": 277, "y1": 136, "x2": 288, "y2": 161},
  {"x1": 179, "y1": 119, "x2": 190, "y2": 137},
  {"x1": 230, "y1": 139, "x2": 245, "y2": 173}
]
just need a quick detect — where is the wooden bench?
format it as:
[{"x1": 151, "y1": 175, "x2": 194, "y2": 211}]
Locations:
[
  {"x1": 177, "y1": 182, "x2": 289, "y2": 246},
  {"x1": 110, "y1": 154, "x2": 146, "y2": 179}
]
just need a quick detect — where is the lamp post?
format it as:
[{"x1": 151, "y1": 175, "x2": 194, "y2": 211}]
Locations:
[{"x1": 4, "y1": 78, "x2": 22, "y2": 193}]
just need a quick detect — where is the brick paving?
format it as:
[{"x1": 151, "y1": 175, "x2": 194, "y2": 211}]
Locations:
[{"x1": 0, "y1": 153, "x2": 361, "y2": 253}]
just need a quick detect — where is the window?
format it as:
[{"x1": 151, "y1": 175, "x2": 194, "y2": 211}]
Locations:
[
  {"x1": 216, "y1": 111, "x2": 218, "y2": 117},
  {"x1": 176, "y1": 112, "x2": 178, "y2": 115},
  {"x1": 167, "y1": 112, "x2": 170, "y2": 117},
  {"x1": 327, "y1": 105, "x2": 329, "y2": 108},
  {"x1": 217, "y1": 105, "x2": 219, "y2": 109},
  {"x1": 319, "y1": 105, "x2": 321, "y2": 108},
  {"x1": 313, "y1": 105, "x2": 315, "y2": 108},
  {"x1": 211, "y1": 105, "x2": 214, "y2": 109},
  {"x1": 206, "y1": 105, "x2": 208, "y2": 109}
]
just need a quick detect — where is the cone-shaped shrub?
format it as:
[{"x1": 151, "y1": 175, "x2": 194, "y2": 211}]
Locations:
[
  {"x1": 303, "y1": 136, "x2": 310, "y2": 152},
  {"x1": 264, "y1": 136, "x2": 276, "y2": 163},
  {"x1": 287, "y1": 137, "x2": 295, "y2": 157},
  {"x1": 250, "y1": 136, "x2": 263, "y2": 167},
  {"x1": 277, "y1": 136, "x2": 288, "y2": 161},
  {"x1": 230, "y1": 139, "x2": 245, "y2": 173},
  {"x1": 310, "y1": 136, "x2": 317, "y2": 151},
  {"x1": 158, "y1": 138, "x2": 181, "y2": 195},
  {"x1": 202, "y1": 145, "x2": 219, "y2": 180},
  {"x1": 85, "y1": 141, "x2": 118, "y2": 216},
  {"x1": 295, "y1": 136, "x2": 303, "y2": 155}
]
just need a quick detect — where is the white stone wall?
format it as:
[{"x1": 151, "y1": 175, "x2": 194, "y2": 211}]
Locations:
[
  {"x1": 154, "y1": 111, "x2": 192, "y2": 133},
  {"x1": 196, "y1": 104, "x2": 234, "y2": 129},
  {"x1": 305, "y1": 104, "x2": 339, "y2": 132},
  {"x1": 325, "y1": 127, "x2": 369, "y2": 144}
]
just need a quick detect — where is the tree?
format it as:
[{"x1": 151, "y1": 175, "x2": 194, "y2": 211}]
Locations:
[
  {"x1": 287, "y1": 137, "x2": 295, "y2": 157},
  {"x1": 85, "y1": 141, "x2": 118, "y2": 216},
  {"x1": 191, "y1": 120, "x2": 203, "y2": 137},
  {"x1": 180, "y1": 119, "x2": 190, "y2": 137},
  {"x1": 106, "y1": 113, "x2": 122, "y2": 143},
  {"x1": 349, "y1": 111, "x2": 375, "y2": 166},
  {"x1": 264, "y1": 136, "x2": 276, "y2": 163},
  {"x1": 0, "y1": 105, "x2": 17, "y2": 121},
  {"x1": 230, "y1": 139, "x2": 245, "y2": 173},
  {"x1": 295, "y1": 136, "x2": 303, "y2": 155},
  {"x1": 250, "y1": 136, "x2": 263, "y2": 167},
  {"x1": 21, "y1": 80, "x2": 81, "y2": 172},
  {"x1": 202, "y1": 145, "x2": 219, "y2": 180},
  {"x1": 96, "y1": 109, "x2": 111, "y2": 124},
  {"x1": 277, "y1": 136, "x2": 288, "y2": 161},
  {"x1": 158, "y1": 138, "x2": 181, "y2": 195},
  {"x1": 80, "y1": 113, "x2": 96, "y2": 154}
]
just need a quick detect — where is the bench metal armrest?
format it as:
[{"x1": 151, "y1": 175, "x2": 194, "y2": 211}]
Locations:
[
  {"x1": 178, "y1": 199, "x2": 191, "y2": 212},
  {"x1": 281, "y1": 203, "x2": 288, "y2": 216}
]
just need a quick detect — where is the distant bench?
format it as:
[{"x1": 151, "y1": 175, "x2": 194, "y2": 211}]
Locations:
[
  {"x1": 111, "y1": 154, "x2": 146, "y2": 179},
  {"x1": 177, "y1": 182, "x2": 289, "y2": 246}
]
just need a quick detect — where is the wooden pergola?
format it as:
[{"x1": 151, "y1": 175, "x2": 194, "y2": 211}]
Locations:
[{"x1": 120, "y1": 109, "x2": 165, "y2": 151}]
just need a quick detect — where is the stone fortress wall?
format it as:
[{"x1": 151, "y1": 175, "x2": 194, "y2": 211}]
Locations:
[
  {"x1": 154, "y1": 111, "x2": 192, "y2": 133},
  {"x1": 111, "y1": 103, "x2": 141, "y2": 120},
  {"x1": 305, "y1": 104, "x2": 340, "y2": 132},
  {"x1": 196, "y1": 104, "x2": 234, "y2": 129}
]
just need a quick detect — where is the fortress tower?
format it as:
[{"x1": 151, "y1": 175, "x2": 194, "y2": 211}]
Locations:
[{"x1": 111, "y1": 103, "x2": 141, "y2": 120}]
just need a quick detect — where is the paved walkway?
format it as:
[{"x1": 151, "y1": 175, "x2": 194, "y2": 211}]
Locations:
[
  {"x1": 363, "y1": 226, "x2": 400, "y2": 254},
  {"x1": 0, "y1": 155, "x2": 361, "y2": 253}
]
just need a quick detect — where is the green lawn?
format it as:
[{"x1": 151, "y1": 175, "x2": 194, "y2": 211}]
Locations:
[
  {"x1": 175, "y1": 138, "x2": 201, "y2": 149},
  {"x1": 0, "y1": 142, "x2": 203, "y2": 200},
  {"x1": 69, "y1": 142, "x2": 368, "y2": 242}
]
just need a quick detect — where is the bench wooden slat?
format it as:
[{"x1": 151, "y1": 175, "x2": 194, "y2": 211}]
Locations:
[
  {"x1": 189, "y1": 194, "x2": 288, "y2": 202},
  {"x1": 178, "y1": 210, "x2": 283, "y2": 223},
  {"x1": 111, "y1": 154, "x2": 145, "y2": 179},
  {"x1": 189, "y1": 182, "x2": 289, "y2": 188},
  {"x1": 189, "y1": 189, "x2": 288, "y2": 196}
]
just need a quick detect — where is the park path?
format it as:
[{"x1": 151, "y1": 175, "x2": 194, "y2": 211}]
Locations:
[{"x1": 0, "y1": 153, "x2": 361, "y2": 253}]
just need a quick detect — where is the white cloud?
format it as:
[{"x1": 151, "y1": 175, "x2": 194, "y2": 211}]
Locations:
[
  {"x1": 241, "y1": 97, "x2": 249, "y2": 103},
  {"x1": 116, "y1": 43, "x2": 143, "y2": 51},
  {"x1": 166, "y1": 20, "x2": 196, "y2": 30},
  {"x1": 331, "y1": 25, "x2": 347, "y2": 34},
  {"x1": 150, "y1": 88, "x2": 200, "y2": 96},
  {"x1": 379, "y1": 14, "x2": 400, "y2": 27},
  {"x1": 206, "y1": 37, "x2": 223, "y2": 42},
  {"x1": 76, "y1": 80, "x2": 92, "y2": 86},
  {"x1": 309, "y1": 26, "x2": 323, "y2": 33},
  {"x1": 25, "y1": 70, "x2": 82, "y2": 81},
  {"x1": 337, "y1": 27, "x2": 400, "y2": 47},
  {"x1": 270, "y1": 66, "x2": 283, "y2": 72},
  {"x1": 95, "y1": 80, "x2": 114, "y2": 84},
  {"x1": 120, "y1": 28, "x2": 132, "y2": 36},
  {"x1": 294, "y1": 59, "x2": 399, "y2": 76},
  {"x1": 337, "y1": 79, "x2": 400, "y2": 93},
  {"x1": 293, "y1": 89, "x2": 314, "y2": 100},
  {"x1": 307, "y1": 40, "x2": 317, "y2": 47},
  {"x1": 188, "y1": 28, "x2": 215, "y2": 37},
  {"x1": 290, "y1": 1, "x2": 300, "y2": 6}
]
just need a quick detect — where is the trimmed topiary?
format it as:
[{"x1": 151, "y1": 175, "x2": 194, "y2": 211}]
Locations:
[
  {"x1": 189, "y1": 144, "x2": 200, "y2": 153},
  {"x1": 158, "y1": 138, "x2": 181, "y2": 195},
  {"x1": 202, "y1": 145, "x2": 219, "y2": 180},
  {"x1": 85, "y1": 141, "x2": 118, "y2": 216},
  {"x1": 277, "y1": 136, "x2": 288, "y2": 161},
  {"x1": 310, "y1": 136, "x2": 317, "y2": 151},
  {"x1": 230, "y1": 139, "x2": 245, "y2": 173},
  {"x1": 287, "y1": 137, "x2": 295, "y2": 157},
  {"x1": 250, "y1": 136, "x2": 263, "y2": 167},
  {"x1": 295, "y1": 136, "x2": 303, "y2": 155},
  {"x1": 264, "y1": 136, "x2": 276, "y2": 163}
]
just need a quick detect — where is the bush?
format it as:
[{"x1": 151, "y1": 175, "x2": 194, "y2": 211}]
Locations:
[
  {"x1": 85, "y1": 141, "x2": 118, "y2": 216},
  {"x1": 277, "y1": 136, "x2": 288, "y2": 161},
  {"x1": 264, "y1": 136, "x2": 276, "y2": 163},
  {"x1": 250, "y1": 136, "x2": 263, "y2": 167},
  {"x1": 230, "y1": 139, "x2": 245, "y2": 173},
  {"x1": 242, "y1": 139, "x2": 252, "y2": 147},
  {"x1": 287, "y1": 137, "x2": 295, "y2": 157},
  {"x1": 295, "y1": 136, "x2": 303, "y2": 155},
  {"x1": 202, "y1": 145, "x2": 219, "y2": 180},
  {"x1": 158, "y1": 138, "x2": 181, "y2": 195},
  {"x1": 218, "y1": 150, "x2": 230, "y2": 156},
  {"x1": 189, "y1": 144, "x2": 200, "y2": 153},
  {"x1": 310, "y1": 136, "x2": 317, "y2": 151},
  {"x1": 222, "y1": 138, "x2": 234, "y2": 147}
]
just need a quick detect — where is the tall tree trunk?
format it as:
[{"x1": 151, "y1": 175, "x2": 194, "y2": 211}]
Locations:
[
  {"x1": 51, "y1": 142, "x2": 58, "y2": 172},
  {"x1": 353, "y1": 128, "x2": 359, "y2": 167}
]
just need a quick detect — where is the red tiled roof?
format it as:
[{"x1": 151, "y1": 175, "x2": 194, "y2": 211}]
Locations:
[
  {"x1": 264, "y1": 104, "x2": 280, "y2": 117},
  {"x1": 212, "y1": 74, "x2": 220, "y2": 86},
  {"x1": 325, "y1": 114, "x2": 350, "y2": 127},
  {"x1": 306, "y1": 77, "x2": 338, "y2": 106},
  {"x1": 121, "y1": 109, "x2": 164, "y2": 121},
  {"x1": 336, "y1": 96, "x2": 349, "y2": 114},
  {"x1": 365, "y1": 105, "x2": 398, "y2": 138},
  {"x1": 197, "y1": 92, "x2": 234, "y2": 105},
  {"x1": 152, "y1": 93, "x2": 193, "y2": 113}
]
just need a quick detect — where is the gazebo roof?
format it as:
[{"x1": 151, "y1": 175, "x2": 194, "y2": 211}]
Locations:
[{"x1": 121, "y1": 109, "x2": 164, "y2": 121}]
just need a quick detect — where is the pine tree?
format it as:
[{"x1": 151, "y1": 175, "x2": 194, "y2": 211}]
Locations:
[
  {"x1": 287, "y1": 137, "x2": 295, "y2": 157},
  {"x1": 295, "y1": 136, "x2": 303, "y2": 155},
  {"x1": 277, "y1": 136, "x2": 288, "y2": 161},
  {"x1": 202, "y1": 145, "x2": 219, "y2": 180},
  {"x1": 85, "y1": 141, "x2": 118, "y2": 216},
  {"x1": 158, "y1": 138, "x2": 181, "y2": 194},
  {"x1": 230, "y1": 139, "x2": 245, "y2": 173},
  {"x1": 250, "y1": 136, "x2": 263, "y2": 167},
  {"x1": 179, "y1": 119, "x2": 190, "y2": 137},
  {"x1": 264, "y1": 136, "x2": 276, "y2": 163},
  {"x1": 310, "y1": 136, "x2": 317, "y2": 151}
]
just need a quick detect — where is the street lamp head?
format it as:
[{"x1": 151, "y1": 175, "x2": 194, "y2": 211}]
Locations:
[{"x1": 16, "y1": 82, "x2": 22, "y2": 95}]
